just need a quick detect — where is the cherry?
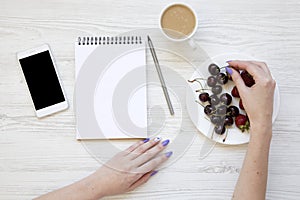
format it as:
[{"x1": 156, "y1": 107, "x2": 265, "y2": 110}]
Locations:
[
  {"x1": 211, "y1": 85, "x2": 222, "y2": 94},
  {"x1": 207, "y1": 76, "x2": 217, "y2": 87},
  {"x1": 216, "y1": 105, "x2": 227, "y2": 115},
  {"x1": 214, "y1": 124, "x2": 226, "y2": 135},
  {"x1": 224, "y1": 115, "x2": 234, "y2": 126},
  {"x1": 209, "y1": 95, "x2": 220, "y2": 105},
  {"x1": 199, "y1": 93, "x2": 210, "y2": 102},
  {"x1": 216, "y1": 73, "x2": 229, "y2": 85},
  {"x1": 204, "y1": 105, "x2": 216, "y2": 115},
  {"x1": 227, "y1": 105, "x2": 239, "y2": 117},
  {"x1": 208, "y1": 63, "x2": 220, "y2": 75},
  {"x1": 210, "y1": 115, "x2": 223, "y2": 125},
  {"x1": 220, "y1": 93, "x2": 232, "y2": 105}
]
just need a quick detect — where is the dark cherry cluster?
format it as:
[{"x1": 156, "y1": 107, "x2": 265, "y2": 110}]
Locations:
[
  {"x1": 199, "y1": 64, "x2": 237, "y2": 140},
  {"x1": 189, "y1": 63, "x2": 254, "y2": 141}
]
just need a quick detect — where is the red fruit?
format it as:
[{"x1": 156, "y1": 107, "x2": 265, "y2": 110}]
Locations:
[
  {"x1": 231, "y1": 86, "x2": 240, "y2": 97},
  {"x1": 199, "y1": 92, "x2": 210, "y2": 102},
  {"x1": 235, "y1": 114, "x2": 250, "y2": 132},
  {"x1": 239, "y1": 99, "x2": 244, "y2": 110},
  {"x1": 241, "y1": 70, "x2": 255, "y2": 87}
]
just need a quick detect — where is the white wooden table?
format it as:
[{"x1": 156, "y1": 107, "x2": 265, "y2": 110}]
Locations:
[{"x1": 1, "y1": 0, "x2": 300, "y2": 199}]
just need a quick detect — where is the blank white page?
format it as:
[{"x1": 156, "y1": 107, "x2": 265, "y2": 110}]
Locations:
[{"x1": 75, "y1": 36, "x2": 147, "y2": 139}]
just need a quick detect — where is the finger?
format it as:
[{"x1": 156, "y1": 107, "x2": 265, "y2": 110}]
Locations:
[
  {"x1": 227, "y1": 66, "x2": 247, "y2": 96},
  {"x1": 227, "y1": 60, "x2": 263, "y2": 78},
  {"x1": 133, "y1": 139, "x2": 169, "y2": 167},
  {"x1": 128, "y1": 137, "x2": 162, "y2": 160},
  {"x1": 123, "y1": 139, "x2": 148, "y2": 155},
  {"x1": 138, "y1": 151, "x2": 172, "y2": 173},
  {"x1": 128, "y1": 171, "x2": 153, "y2": 191},
  {"x1": 250, "y1": 61, "x2": 272, "y2": 76}
]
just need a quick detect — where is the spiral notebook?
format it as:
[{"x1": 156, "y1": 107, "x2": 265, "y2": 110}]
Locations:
[{"x1": 75, "y1": 36, "x2": 147, "y2": 140}]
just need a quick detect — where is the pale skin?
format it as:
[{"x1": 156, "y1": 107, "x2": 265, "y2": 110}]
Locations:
[
  {"x1": 36, "y1": 61, "x2": 275, "y2": 200},
  {"x1": 36, "y1": 137, "x2": 172, "y2": 199},
  {"x1": 228, "y1": 60, "x2": 275, "y2": 200}
]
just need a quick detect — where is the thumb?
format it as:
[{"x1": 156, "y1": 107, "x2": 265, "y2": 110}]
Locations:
[{"x1": 226, "y1": 66, "x2": 246, "y2": 94}]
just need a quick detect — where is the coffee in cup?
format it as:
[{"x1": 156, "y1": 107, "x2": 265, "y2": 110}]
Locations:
[{"x1": 160, "y1": 3, "x2": 198, "y2": 41}]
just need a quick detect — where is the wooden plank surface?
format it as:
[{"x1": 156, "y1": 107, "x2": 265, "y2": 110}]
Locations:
[{"x1": 1, "y1": 0, "x2": 300, "y2": 199}]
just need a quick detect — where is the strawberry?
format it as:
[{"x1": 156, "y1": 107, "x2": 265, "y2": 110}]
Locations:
[
  {"x1": 241, "y1": 70, "x2": 255, "y2": 87},
  {"x1": 235, "y1": 114, "x2": 250, "y2": 132},
  {"x1": 231, "y1": 86, "x2": 240, "y2": 97},
  {"x1": 239, "y1": 99, "x2": 244, "y2": 110}
]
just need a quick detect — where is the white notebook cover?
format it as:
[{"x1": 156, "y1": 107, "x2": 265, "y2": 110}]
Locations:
[{"x1": 75, "y1": 36, "x2": 147, "y2": 139}]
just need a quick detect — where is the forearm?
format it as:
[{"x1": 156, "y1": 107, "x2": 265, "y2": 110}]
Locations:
[
  {"x1": 233, "y1": 125, "x2": 272, "y2": 200},
  {"x1": 35, "y1": 172, "x2": 105, "y2": 200}
]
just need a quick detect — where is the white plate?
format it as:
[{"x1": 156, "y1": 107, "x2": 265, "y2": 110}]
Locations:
[{"x1": 186, "y1": 53, "x2": 280, "y2": 145}]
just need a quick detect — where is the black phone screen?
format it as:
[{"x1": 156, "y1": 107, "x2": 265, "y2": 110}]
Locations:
[{"x1": 19, "y1": 50, "x2": 65, "y2": 110}]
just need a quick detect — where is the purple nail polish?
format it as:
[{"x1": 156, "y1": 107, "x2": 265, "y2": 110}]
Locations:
[
  {"x1": 226, "y1": 60, "x2": 232, "y2": 63},
  {"x1": 162, "y1": 139, "x2": 170, "y2": 146},
  {"x1": 143, "y1": 138, "x2": 150, "y2": 143},
  {"x1": 165, "y1": 151, "x2": 173, "y2": 158},
  {"x1": 150, "y1": 170, "x2": 158, "y2": 176},
  {"x1": 226, "y1": 66, "x2": 233, "y2": 75}
]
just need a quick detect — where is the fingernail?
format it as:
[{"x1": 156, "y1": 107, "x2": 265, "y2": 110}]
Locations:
[
  {"x1": 150, "y1": 170, "x2": 158, "y2": 176},
  {"x1": 226, "y1": 60, "x2": 232, "y2": 63},
  {"x1": 143, "y1": 138, "x2": 150, "y2": 143},
  {"x1": 162, "y1": 139, "x2": 170, "y2": 146},
  {"x1": 165, "y1": 151, "x2": 173, "y2": 158},
  {"x1": 154, "y1": 137, "x2": 161, "y2": 142},
  {"x1": 226, "y1": 66, "x2": 233, "y2": 75}
]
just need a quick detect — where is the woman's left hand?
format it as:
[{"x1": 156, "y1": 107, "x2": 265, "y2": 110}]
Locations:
[{"x1": 88, "y1": 137, "x2": 172, "y2": 198}]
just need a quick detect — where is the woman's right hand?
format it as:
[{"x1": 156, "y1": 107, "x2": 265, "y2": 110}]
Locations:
[{"x1": 226, "y1": 61, "x2": 276, "y2": 139}]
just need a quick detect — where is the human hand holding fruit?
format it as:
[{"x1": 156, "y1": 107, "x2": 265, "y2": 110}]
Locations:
[
  {"x1": 190, "y1": 63, "x2": 252, "y2": 141},
  {"x1": 226, "y1": 61, "x2": 276, "y2": 139}
]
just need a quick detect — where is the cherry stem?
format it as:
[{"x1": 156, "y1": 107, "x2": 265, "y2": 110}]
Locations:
[
  {"x1": 211, "y1": 110, "x2": 217, "y2": 115},
  {"x1": 195, "y1": 102, "x2": 220, "y2": 116},
  {"x1": 195, "y1": 100, "x2": 205, "y2": 108},
  {"x1": 195, "y1": 89, "x2": 210, "y2": 93},
  {"x1": 204, "y1": 116, "x2": 210, "y2": 122},
  {"x1": 192, "y1": 78, "x2": 206, "y2": 81},
  {"x1": 188, "y1": 78, "x2": 205, "y2": 91},
  {"x1": 219, "y1": 102, "x2": 229, "y2": 107},
  {"x1": 211, "y1": 127, "x2": 215, "y2": 139},
  {"x1": 223, "y1": 128, "x2": 229, "y2": 142}
]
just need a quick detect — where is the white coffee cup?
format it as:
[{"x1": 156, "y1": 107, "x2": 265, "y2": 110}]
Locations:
[{"x1": 159, "y1": 2, "x2": 198, "y2": 42}]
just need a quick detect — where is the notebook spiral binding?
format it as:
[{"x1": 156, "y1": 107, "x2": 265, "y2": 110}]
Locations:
[{"x1": 78, "y1": 36, "x2": 143, "y2": 45}]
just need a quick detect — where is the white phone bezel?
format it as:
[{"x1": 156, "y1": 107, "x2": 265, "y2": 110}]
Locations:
[{"x1": 17, "y1": 44, "x2": 68, "y2": 118}]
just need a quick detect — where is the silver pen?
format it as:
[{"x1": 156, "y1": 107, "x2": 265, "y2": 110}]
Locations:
[{"x1": 147, "y1": 35, "x2": 174, "y2": 115}]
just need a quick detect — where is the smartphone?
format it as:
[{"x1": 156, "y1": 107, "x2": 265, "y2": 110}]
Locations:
[{"x1": 17, "y1": 44, "x2": 68, "y2": 118}]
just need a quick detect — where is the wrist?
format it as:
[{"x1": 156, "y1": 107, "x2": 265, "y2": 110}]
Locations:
[
  {"x1": 79, "y1": 172, "x2": 106, "y2": 199},
  {"x1": 249, "y1": 122, "x2": 272, "y2": 143}
]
